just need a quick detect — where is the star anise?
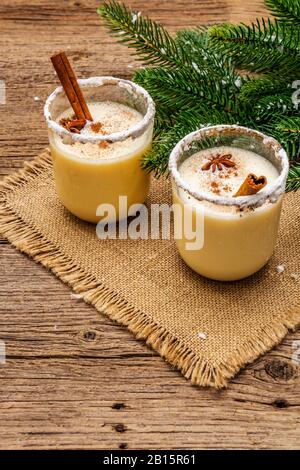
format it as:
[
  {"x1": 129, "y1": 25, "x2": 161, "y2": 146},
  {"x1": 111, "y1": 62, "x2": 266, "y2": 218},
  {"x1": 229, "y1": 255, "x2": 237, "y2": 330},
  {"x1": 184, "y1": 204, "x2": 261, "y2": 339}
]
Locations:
[
  {"x1": 201, "y1": 153, "x2": 236, "y2": 172},
  {"x1": 60, "y1": 116, "x2": 86, "y2": 134}
]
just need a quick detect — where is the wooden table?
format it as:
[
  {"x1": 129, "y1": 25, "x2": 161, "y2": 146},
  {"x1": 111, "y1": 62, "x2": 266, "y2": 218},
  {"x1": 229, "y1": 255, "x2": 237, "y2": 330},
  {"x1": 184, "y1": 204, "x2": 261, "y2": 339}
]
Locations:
[{"x1": 0, "y1": 0, "x2": 299, "y2": 450}]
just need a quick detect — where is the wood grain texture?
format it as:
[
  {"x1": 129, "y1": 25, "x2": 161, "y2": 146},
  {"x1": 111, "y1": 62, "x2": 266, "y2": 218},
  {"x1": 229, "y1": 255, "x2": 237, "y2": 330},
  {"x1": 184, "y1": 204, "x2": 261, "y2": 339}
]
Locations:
[{"x1": 0, "y1": 0, "x2": 299, "y2": 450}]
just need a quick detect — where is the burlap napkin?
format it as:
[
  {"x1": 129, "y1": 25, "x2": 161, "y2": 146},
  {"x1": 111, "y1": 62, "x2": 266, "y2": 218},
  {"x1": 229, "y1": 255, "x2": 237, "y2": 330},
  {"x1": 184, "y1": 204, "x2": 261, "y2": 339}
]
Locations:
[{"x1": 1, "y1": 150, "x2": 300, "y2": 388}]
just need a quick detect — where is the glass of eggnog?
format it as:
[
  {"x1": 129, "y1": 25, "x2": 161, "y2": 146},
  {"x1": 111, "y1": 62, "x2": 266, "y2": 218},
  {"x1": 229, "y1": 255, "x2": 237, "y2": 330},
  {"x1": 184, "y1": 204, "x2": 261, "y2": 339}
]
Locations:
[
  {"x1": 169, "y1": 125, "x2": 289, "y2": 281},
  {"x1": 44, "y1": 77, "x2": 155, "y2": 223}
]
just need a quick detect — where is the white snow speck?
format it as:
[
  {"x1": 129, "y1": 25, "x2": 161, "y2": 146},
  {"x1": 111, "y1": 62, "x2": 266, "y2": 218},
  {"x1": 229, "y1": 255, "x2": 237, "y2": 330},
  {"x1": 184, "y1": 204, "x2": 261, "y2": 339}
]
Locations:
[
  {"x1": 70, "y1": 293, "x2": 83, "y2": 300},
  {"x1": 197, "y1": 332, "x2": 207, "y2": 340},
  {"x1": 132, "y1": 11, "x2": 141, "y2": 23},
  {"x1": 34, "y1": 96, "x2": 40, "y2": 101},
  {"x1": 192, "y1": 61, "x2": 200, "y2": 73},
  {"x1": 234, "y1": 77, "x2": 242, "y2": 88},
  {"x1": 276, "y1": 265, "x2": 285, "y2": 274}
]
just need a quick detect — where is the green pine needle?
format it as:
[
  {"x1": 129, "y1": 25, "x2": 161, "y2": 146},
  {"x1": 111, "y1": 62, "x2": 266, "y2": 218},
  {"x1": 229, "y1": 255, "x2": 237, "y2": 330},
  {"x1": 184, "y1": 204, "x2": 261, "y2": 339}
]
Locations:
[
  {"x1": 98, "y1": 1, "x2": 300, "y2": 190},
  {"x1": 238, "y1": 75, "x2": 290, "y2": 103},
  {"x1": 287, "y1": 163, "x2": 300, "y2": 191},
  {"x1": 98, "y1": 0, "x2": 194, "y2": 67},
  {"x1": 134, "y1": 66, "x2": 241, "y2": 117},
  {"x1": 208, "y1": 19, "x2": 300, "y2": 73},
  {"x1": 265, "y1": 0, "x2": 300, "y2": 25}
]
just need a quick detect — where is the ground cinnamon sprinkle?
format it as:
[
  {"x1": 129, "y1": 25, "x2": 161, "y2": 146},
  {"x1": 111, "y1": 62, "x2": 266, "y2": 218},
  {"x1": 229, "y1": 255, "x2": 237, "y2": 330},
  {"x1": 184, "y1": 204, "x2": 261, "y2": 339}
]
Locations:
[
  {"x1": 98, "y1": 141, "x2": 109, "y2": 149},
  {"x1": 210, "y1": 181, "x2": 221, "y2": 194},
  {"x1": 90, "y1": 122, "x2": 103, "y2": 133},
  {"x1": 223, "y1": 184, "x2": 232, "y2": 192}
]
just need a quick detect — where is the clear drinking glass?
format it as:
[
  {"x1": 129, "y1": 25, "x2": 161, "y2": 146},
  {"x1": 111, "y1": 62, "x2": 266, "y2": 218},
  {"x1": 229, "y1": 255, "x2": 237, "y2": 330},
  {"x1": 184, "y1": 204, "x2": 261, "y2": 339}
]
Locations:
[
  {"x1": 44, "y1": 77, "x2": 155, "y2": 223},
  {"x1": 169, "y1": 125, "x2": 289, "y2": 281}
]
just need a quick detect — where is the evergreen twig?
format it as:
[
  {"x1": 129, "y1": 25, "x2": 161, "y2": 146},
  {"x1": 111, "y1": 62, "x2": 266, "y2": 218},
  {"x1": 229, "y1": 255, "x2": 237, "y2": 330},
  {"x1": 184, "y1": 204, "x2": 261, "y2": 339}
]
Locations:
[
  {"x1": 287, "y1": 163, "x2": 300, "y2": 191},
  {"x1": 98, "y1": 1, "x2": 300, "y2": 190},
  {"x1": 266, "y1": 0, "x2": 300, "y2": 25},
  {"x1": 208, "y1": 19, "x2": 300, "y2": 73}
]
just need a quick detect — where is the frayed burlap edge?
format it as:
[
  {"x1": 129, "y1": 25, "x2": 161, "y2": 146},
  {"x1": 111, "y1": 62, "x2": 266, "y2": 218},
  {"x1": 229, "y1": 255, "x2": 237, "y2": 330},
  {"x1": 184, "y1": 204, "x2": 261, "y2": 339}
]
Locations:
[{"x1": 0, "y1": 151, "x2": 299, "y2": 388}]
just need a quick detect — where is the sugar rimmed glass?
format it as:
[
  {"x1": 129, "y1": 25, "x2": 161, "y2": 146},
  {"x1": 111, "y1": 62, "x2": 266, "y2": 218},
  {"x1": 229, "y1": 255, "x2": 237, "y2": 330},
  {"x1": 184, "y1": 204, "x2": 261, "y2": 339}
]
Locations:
[
  {"x1": 169, "y1": 125, "x2": 289, "y2": 281},
  {"x1": 44, "y1": 77, "x2": 155, "y2": 223}
]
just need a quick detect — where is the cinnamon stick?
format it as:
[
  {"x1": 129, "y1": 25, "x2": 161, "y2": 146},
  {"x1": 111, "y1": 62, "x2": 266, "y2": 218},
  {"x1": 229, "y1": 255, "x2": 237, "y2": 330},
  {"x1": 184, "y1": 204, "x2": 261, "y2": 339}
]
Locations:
[
  {"x1": 234, "y1": 173, "x2": 267, "y2": 197},
  {"x1": 51, "y1": 51, "x2": 92, "y2": 122}
]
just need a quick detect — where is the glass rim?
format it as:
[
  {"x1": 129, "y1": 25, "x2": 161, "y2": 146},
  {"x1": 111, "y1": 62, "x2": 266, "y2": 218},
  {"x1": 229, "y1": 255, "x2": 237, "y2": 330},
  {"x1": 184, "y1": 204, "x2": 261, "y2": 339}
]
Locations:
[
  {"x1": 169, "y1": 125, "x2": 289, "y2": 208},
  {"x1": 44, "y1": 76, "x2": 156, "y2": 143}
]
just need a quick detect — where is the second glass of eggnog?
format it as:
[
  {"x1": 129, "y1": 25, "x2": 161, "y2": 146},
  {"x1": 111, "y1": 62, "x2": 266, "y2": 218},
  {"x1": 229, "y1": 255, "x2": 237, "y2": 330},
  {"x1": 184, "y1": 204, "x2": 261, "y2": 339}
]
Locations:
[
  {"x1": 44, "y1": 77, "x2": 155, "y2": 223},
  {"x1": 169, "y1": 125, "x2": 289, "y2": 281}
]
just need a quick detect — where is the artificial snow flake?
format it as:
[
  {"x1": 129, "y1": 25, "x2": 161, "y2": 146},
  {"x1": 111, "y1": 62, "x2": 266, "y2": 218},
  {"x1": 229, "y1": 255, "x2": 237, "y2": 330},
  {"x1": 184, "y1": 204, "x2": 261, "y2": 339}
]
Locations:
[
  {"x1": 234, "y1": 77, "x2": 242, "y2": 88},
  {"x1": 70, "y1": 293, "x2": 83, "y2": 300},
  {"x1": 132, "y1": 11, "x2": 141, "y2": 23},
  {"x1": 197, "y1": 332, "x2": 207, "y2": 340},
  {"x1": 192, "y1": 61, "x2": 200, "y2": 73}
]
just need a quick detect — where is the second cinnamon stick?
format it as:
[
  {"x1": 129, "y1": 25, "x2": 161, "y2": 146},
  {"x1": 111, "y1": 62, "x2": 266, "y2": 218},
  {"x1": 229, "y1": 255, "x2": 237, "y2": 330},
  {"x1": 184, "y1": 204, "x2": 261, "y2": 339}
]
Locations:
[{"x1": 234, "y1": 173, "x2": 267, "y2": 197}]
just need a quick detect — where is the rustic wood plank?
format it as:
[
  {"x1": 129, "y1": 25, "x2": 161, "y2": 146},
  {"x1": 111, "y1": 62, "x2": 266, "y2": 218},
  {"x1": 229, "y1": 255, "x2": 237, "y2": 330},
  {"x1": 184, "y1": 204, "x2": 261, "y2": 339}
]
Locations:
[{"x1": 0, "y1": 0, "x2": 300, "y2": 450}]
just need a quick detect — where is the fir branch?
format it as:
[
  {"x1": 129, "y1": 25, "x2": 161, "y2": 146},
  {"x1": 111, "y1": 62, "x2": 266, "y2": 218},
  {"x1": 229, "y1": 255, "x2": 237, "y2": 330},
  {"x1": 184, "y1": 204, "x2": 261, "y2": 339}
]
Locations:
[
  {"x1": 174, "y1": 28, "x2": 235, "y2": 77},
  {"x1": 174, "y1": 27, "x2": 209, "y2": 53},
  {"x1": 287, "y1": 163, "x2": 300, "y2": 191},
  {"x1": 265, "y1": 0, "x2": 300, "y2": 25},
  {"x1": 261, "y1": 116, "x2": 300, "y2": 160},
  {"x1": 134, "y1": 66, "x2": 241, "y2": 119},
  {"x1": 252, "y1": 91, "x2": 297, "y2": 122},
  {"x1": 209, "y1": 19, "x2": 300, "y2": 73},
  {"x1": 238, "y1": 75, "x2": 290, "y2": 103},
  {"x1": 274, "y1": 116, "x2": 300, "y2": 158},
  {"x1": 274, "y1": 115, "x2": 300, "y2": 133},
  {"x1": 98, "y1": 1, "x2": 184, "y2": 67},
  {"x1": 100, "y1": 1, "x2": 300, "y2": 188},
  {"x1": 98, "y1": 3, "x2": 237, "y2": 73}
]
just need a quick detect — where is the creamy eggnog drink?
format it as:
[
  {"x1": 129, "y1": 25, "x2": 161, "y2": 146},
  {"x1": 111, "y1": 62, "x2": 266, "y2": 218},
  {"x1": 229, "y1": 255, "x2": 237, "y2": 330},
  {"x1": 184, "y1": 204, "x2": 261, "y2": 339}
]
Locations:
[
  {"x1": 45, "y1": 55, "x2": 155, "y2": 223},
  {"x1": 50, "y1": 100, "x2": 152, "y2": 223},
  {"x1": 169, "y1": 126, "x2": 289, "y2": 281}
]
